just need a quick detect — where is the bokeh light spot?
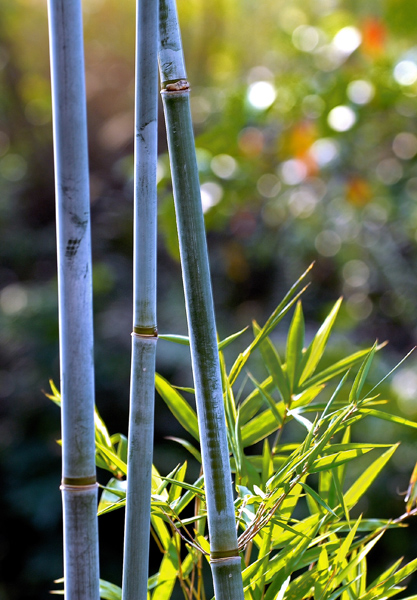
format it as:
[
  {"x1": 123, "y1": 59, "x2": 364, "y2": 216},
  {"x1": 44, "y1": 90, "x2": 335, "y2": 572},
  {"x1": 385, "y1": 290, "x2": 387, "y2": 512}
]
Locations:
[
  {"x1": 392, "y1": 132, "x2": 417, "y2": 160},
  {"x1": 315, "y1": 230, "x2": 341, "y2": 256},
  {"x1": 247, "y1": 81, "x2": 276, "y2": 110},
  {"x1": 200, "y1": 182, "x2": 223, "y2": 213},
  {"x1": 0, "y1": 154, "x2": 27, "y2": 182},
  {"x1": 333, "y1": 27, "x2": 362, "y2": 55},
  {"x1": 292, "y1": 25, "x2": 320, "y2": 53},
  {"x1": 394, "y1": 60, "x2": 417, "y2": 86},
  {"x1": 280, "y1": 159, "x2": 307, "y2": 185},
  {"x1": 309, "y1": 138, "x2": 339, "y2": 166},
  {"x1": 0, "y1": 284, "x2": 28, "y2": 315},
  {"x1": 211, "y1": 154, "x2": 238, "y2": 179},
  {"x1": 392, "y1": 369, "x2": 417, "y2": 416},
  {"x1": 346, "y1": 293, "x2": 373, "y2": 321},
  {"x1": 347, "y1": 80, "x2": 375, "y2": 105},
  {"x1": 327, "y1": 106, "x2": 356, "y2": 132},
  {"x1": 376, "y1": 158, "x2": 403, "y2": 185},
  {"x1": 257, "y1": 174, "x2": 281, "y2": 198},
  {"x1": 343, "y1": 260, "x2": 370, "y2": 287}
]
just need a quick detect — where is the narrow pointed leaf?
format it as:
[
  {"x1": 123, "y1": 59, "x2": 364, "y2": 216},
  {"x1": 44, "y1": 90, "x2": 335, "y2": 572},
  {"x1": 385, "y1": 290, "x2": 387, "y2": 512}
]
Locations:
[
  {"x1": 155, "y1": 373, "x2": 199, "y2": 440},
  {"x1": 299, "y1": 298, "x2": 342, "y2": 385},
  {"x1": 286, "y1": 301, "x2": 305, "y2": 392}
]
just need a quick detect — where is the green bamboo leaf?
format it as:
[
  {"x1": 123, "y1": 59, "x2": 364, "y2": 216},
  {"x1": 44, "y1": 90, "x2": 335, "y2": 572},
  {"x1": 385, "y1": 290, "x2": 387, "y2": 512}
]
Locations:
[
  {"x1": 300, "y1": 347, "x2": 376, "y2": 390},
  {"x1": 362, "y1": 558, "x2": 417, "y2": 600},
  {"x1": 336, "y1": 515, "x2": 362, "y2": 570},
  {"x1": 155, "y1": 373, "x2": 199, "y2": 440},
  {"x1": 286, "y1": 301, "x2": 305, "y2": 392},
  {"x1": 299, "y1": 482, "x2": 338, "y2": 517},
  {"x1": 358, "y1": 408, "x2": 417, "y2": 430},
  {"x1": 365, "y1": 558, "x2": 403, "y2": 594},
  {"x1": 161, "y1": 475, "x2": 205, "y2": 499},
  {"x1": 349, "y1": 342, "x2": 377, "y2": 403},
  {"x1": 252, "y1": 322, "x2": 291, "y2": 402},
  {"x1": 159, "y1": 333, "x2": 190, "y2": 345},
  {"x1": 167, "y1": 462, "x2": 187, "y2": 504},
  {"x1": 170, "y1": 475, "x2": 205, "y2": 515},
  {"x1": 229, "y1": 267, "x2": 312, "y2": 386},
  {"x1": 151, "y1": 538, "x2": 179, "y2": 600},
  {"x1": 310, "y1": 448, "x2": 373, "y2": 473},
  {"x1": 241, "y1": 407, "x2": 284, "y2": 447},
  {"x1": 288, "y1": 409, "x2": 313, "y2": 432},
  {"x1": 262, "y1": 439, "x2": 274, "y2": 484},
  {"x1": 344, "y1": 445, "x2": 398, "y2": 511},
  {"x1": 151, "y1": 514, "x2": 171, "y2": 552},
  {"x1": 314, "y1": 545, "x2": 329, "y2": 600},
  {"x1": 248, "y1": 372, "x2": 284, "y2": 427},
  {"x1": 159, "y1": 326, "x2": 248, "y2": 350},
  {"x1": 51, "y1": 578, "x2": 123, "y2": 600},
  {"x1": 299, "y1": 298, "x2": 342, "y2": 385},
  {"x1": 291, "y1": 384, "x2": 325, "y2": 411},
  {"x1": 239, "y1": 375, "x2": 275, "y2": 424},
  {"x1": 218, "y1": 326, "x2": 249, "y2": 350},
  {"x1": 333, "y1": 531, "x2": 385, "y2": 588},
  {"x1": 166, "y1": 436, "x2": 201, "y2": 462},
  {"x1": 96, "y1": 442, "x2": 127, "y2": 476},
  {"x1": 98, "y1": 478, "x2": 126, "y2": 514}
]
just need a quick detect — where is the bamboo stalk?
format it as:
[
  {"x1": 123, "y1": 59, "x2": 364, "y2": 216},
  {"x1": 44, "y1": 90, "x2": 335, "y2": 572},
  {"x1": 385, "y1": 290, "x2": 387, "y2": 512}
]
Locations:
[
  {"x1": 47, "y1": 0, "x2": 99, "y2": 598},
  {"x1": 158, "y1": 2, "x2": 244, "y2": 597},
  {"x1": 121, "y1": 0, "x2": 159, "y2": 598}
]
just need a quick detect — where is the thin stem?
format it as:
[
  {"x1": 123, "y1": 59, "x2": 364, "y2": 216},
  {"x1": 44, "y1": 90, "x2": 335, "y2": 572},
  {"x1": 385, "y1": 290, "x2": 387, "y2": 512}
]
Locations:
[{"x1": 47, "y1": 0, "x2": 99, "y2": 597}]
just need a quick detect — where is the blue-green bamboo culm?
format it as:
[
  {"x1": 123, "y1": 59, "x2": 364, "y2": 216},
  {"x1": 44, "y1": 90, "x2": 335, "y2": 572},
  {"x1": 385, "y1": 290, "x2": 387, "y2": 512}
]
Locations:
[
  {"x1": 121, "y1": 0, "x2": 159, "y2": 598},
  {"x1": 159, "y1": 1, "x2": 245, "y2": 598},
  {"x1": 47, "y1": 0, "x2": 100, "y2": 599}
]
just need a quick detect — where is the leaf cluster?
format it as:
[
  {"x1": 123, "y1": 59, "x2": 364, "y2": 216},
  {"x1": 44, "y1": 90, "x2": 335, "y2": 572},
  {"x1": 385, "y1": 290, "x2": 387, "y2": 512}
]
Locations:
[{"x1": 49, "y1": 271, "x2": 417, "y2": 600}]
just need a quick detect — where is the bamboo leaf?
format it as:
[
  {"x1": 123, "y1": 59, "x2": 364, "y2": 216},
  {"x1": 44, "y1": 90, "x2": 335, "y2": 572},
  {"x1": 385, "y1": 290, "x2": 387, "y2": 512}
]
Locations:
[
  {"x1": 358, "y1": 409, "x2": 417, "y2": 430},
  {"x1": 300, "y1": 347, "x2": 376, "y2": 390},
  {"x1": 362, "y1": 558, "x2": 417, "y2": 600},
  {"x1": 155, "y1": 373, "x2": 199, "y2": 440},
  {"x1": 286, "y1": 301, "x2": 305, "y2": 392},
  {"x1": 252, "y1": 322, "x2": 291, "y2": 402},
  {"x1": 229, "y1": 266, "x2": 312, "y2": 385},
  {"x1": 299, "y1": 298, "x2": 342, "y2": 385},
  {"x1": 344, "y1": 445, "x2": 398, "y2": 510},
  {"x1": 96, "y1": 443, "x2": 127, "y2": 476},
  {"x1": 310, "y1": 448, "x2": 373, "y2": 473},
  {"x1": 159, "y1": 326, "x2": 248, "y2": 350},
  {"x1": 98, "y1": 478, "x2": 127, "y2": 513},
  {"x1": 166, "y1": 436, "x2": 202, "y2": 462},
  {"x1": 349, "y1": 342, "x2": 377, "y2": 403},
  {"x1": 219, "y1": 326, "x2": 249, "y2": 350},
  {"x1": 299, "y1": 483, "x2": 338, "y2": 517},
  {"x1": 333, "y1": 531, "x2": 385, "y2": 587},
  {"x1": 248, "y1": 372, "x2": 284, "y2": 426},
  {"x1": 161, "y1": 475, "x2": 205, "y2": 499},
  {"x1": 241, "y1": 406, "x2": 284, "y2": 447}
]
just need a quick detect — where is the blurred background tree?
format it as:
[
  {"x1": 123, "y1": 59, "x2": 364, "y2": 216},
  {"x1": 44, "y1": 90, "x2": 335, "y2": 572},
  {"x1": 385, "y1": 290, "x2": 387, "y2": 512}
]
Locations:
[{"x1": 2, "y1": 0, "x2": 417, "y2": 598}]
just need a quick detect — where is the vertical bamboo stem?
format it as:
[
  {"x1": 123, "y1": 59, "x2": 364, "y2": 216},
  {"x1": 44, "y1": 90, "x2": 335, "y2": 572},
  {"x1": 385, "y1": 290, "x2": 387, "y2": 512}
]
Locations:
[
  {"x1": 158, "y1": 2, "x2": 244, "y2": 598},
  {"x1": 47, "y1": 0, "x2": 99, "y2": 598},
  {"x1": 121, "y1": 0, "x2": 159, "y2": 598}
]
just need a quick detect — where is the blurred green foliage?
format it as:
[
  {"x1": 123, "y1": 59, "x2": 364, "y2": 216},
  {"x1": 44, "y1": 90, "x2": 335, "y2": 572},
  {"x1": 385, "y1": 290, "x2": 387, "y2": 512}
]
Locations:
[{"x1": 2, "y1": 0, "x2": 417, "y2": 598}]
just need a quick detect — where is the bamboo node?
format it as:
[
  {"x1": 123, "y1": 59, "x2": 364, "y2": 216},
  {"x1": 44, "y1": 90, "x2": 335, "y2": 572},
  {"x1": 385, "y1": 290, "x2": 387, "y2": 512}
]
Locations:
[
  {"x1": 163, "y1": 79, "x2": 190, "y2": 92},
  {"x1": 60, "y1": 476, "x2": 98, "y2": 491},
  {"x1": 210, "y1": 548, "x2": 240, "y2": 561},
  {"x1": 132, "y1": 326, "x2": 158, "y2": 338}
]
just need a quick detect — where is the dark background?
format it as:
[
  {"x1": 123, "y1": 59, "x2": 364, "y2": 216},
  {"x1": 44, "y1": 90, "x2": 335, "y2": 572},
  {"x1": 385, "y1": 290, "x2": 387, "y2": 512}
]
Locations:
[{"x1": 2, "y1": 0, "x2": 417, "y2": 597}]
